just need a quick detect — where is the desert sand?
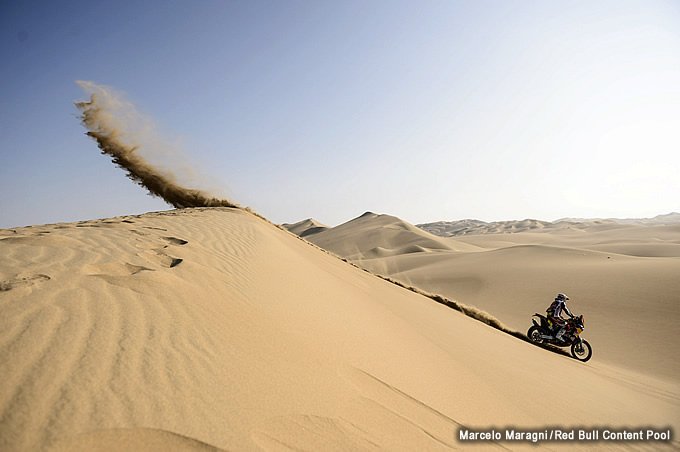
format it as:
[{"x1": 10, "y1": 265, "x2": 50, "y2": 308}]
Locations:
[
  {"x1": 1, "y1": 208, "x2": 679, "y2": 450},
  {"x1": 300, "y1": 212, "x2": 680, "y2": 380}
]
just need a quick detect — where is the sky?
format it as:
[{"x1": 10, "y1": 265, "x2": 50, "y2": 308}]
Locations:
[{"x1": 1, "y1": 0, "x2": 679, "y2": 228}]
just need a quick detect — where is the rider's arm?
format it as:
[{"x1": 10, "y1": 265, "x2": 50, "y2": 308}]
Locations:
[{"x1": 563, "y1": 304, "x2": 574, "y2": 318}]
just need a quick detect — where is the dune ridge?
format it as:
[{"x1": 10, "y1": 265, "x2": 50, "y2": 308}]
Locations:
[
  {"x1": 73, "y1": 81, "x2": 566, "y2": 374},
  {"x1": 73, "y1": 81, "x2": 540, "y2": 364}
]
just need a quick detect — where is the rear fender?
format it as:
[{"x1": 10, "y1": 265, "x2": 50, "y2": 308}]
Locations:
[{"x1": 532, "y1": 313, "x2": 548, "y2": 329}]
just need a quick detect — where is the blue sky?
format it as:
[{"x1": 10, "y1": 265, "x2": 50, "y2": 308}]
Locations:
[{"x1": 1, "y1": 0, "x2": 679, "y2": 228}]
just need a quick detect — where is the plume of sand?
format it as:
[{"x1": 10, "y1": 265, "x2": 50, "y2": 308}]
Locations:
[{"x1": 74, "y1": 81, "x2": 237, "y2": 209}]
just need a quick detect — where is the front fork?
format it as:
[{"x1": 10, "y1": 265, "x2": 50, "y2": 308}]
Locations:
[{"x1": 573, "y1": 335, "x2": 583, "y2": 348}]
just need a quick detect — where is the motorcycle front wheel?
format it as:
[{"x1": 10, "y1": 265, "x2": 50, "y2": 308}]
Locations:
[
  {"x1": 570, "y1": 340, "x2": 593, "y2": 362},
  {"x1": 527, "y1": 326, "x2": 544, "y2": 344}
]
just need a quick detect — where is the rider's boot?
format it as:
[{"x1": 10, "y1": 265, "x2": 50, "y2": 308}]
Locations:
[{"x1": 555, "y1": 327, "x2": 566, "y2": 343}]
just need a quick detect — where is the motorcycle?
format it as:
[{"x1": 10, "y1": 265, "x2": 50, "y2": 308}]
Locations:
[{"x1": 527, "y1": 313, "x2": 593, "y2": 362}]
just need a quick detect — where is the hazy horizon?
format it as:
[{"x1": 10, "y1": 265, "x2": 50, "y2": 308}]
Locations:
[
  {"x1": 2, "y1": 1, "x2": 679, "y2": 229},
  {"x1": 286, "y1": 209, "x2": 680, "y2": 229}
]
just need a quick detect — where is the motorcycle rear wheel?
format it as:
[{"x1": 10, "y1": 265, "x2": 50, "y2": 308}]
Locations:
[
  {"x1": 570, "y1": 340, "x2": 593, "y2": 362},
  {"x1": 527, "y1": 326, "x2": 544, "y2": 344}
]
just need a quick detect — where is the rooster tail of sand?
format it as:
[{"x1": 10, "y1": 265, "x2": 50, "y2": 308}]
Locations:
[{"x1": 75, "y1": 81, "x2": 238, "y2": 209}]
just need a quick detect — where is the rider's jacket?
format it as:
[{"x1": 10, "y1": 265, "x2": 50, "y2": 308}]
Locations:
[{"x1": 547, "y1": 298, "x2": 573, "y2": 319}]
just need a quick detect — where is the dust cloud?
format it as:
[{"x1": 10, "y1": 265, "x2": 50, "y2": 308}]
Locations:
[{"x1": 75, "y1": 81, "x2": 237, "y2": 209}]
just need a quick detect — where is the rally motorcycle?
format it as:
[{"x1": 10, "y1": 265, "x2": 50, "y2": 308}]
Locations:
[{"x1": 527, "y1": 313, "x2": 593, "y2": 362}]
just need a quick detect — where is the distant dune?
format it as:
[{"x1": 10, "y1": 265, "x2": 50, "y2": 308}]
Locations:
[
  {"x1": 307, "y1": 212, "x2": 481, "y2": 260},
  {"x1": 281, "y1": 218, "x2": 328, "y2": 238},
  {"x1": 418, "y1": 218, "x2": 554, "y2": 236},
  {"x1": 295, "y1": 212, "x2": 680, "y2": 383},
  {"x1": 2, "y1": 208, "x2": 678, "y2": 450},
  {"x1": 418, "y1": 212, "x2": 680, "y2": 236}
]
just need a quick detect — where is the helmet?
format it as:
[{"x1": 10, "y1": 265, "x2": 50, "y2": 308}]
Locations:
[{"x1": 556, "y1": 293, "x2": 569, "y2": 301}]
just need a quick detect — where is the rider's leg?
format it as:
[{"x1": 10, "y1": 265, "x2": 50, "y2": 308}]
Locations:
[{"x1": 550, "y1": 317, "x2": 565, "y2": 340}]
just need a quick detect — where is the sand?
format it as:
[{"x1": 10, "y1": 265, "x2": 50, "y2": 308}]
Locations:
[
  {"x1": 1, "y1": 208, "x2": 678, "y2": 450},
  {"x1": 304, "y1": 212, "x2": 680, "y2": 381}
]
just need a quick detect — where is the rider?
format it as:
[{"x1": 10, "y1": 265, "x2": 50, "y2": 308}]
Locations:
[{"x1": 547, "y1": 293, "x2": 574, "y2": 342}]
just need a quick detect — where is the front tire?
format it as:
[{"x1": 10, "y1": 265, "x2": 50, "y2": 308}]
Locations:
[
  {"x1": 570, "y1": 340, "x2": 593, "y2": 362},
  {"x1": 527, "y1": 326, "x2": 544, "y2": 344}
]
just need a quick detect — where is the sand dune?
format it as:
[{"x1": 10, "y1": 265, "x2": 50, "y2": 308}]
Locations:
[
  {"x1": 300, "y1": 212, "x2": 680, "y2": 384},
  {"x1": 418, "y1": 213, "x2": 680, "y2": 236},
  {"x1": 281, "y1": 218, "x2": 328, "y2": 238},
  {"x1": 2, "y1": 208, "x2": 678, "y2": 450},
  {"x1": 309, "y1": 212, "x2": 482, "y2": 260},
  {"x1": 554, "y1": 212, "x2": 680, "y2": 225},
  {"x1": 418, "y1": 218, "x2": 555, "y2": 236}
]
